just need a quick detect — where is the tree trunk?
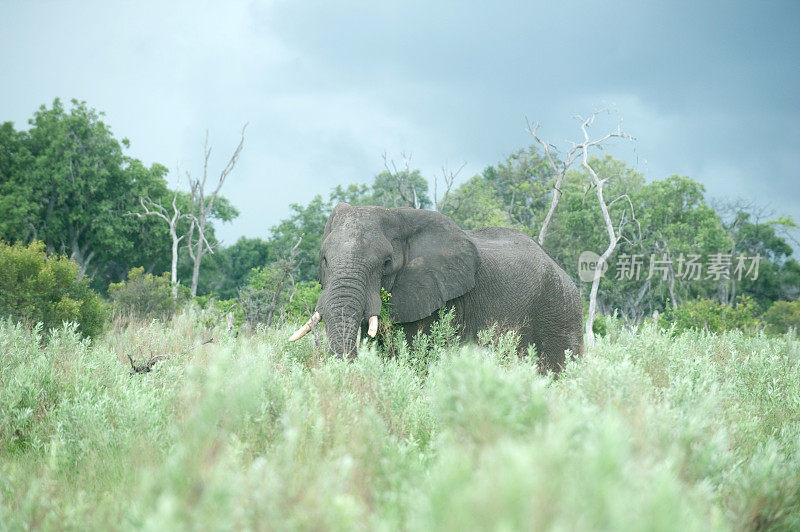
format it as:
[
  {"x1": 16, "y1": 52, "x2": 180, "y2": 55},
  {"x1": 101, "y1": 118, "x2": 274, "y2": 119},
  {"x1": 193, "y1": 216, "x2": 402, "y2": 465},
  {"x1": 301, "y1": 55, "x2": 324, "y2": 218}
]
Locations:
[
  {"x1": 190, "y1": 241, "x2": 204, "y2": 297},
  {"x1": 538, "y1": 171, "x2": 566, "y2": 247},
  {"x1": 170, "y1": 226, "x2": 180, "y2": 298}
]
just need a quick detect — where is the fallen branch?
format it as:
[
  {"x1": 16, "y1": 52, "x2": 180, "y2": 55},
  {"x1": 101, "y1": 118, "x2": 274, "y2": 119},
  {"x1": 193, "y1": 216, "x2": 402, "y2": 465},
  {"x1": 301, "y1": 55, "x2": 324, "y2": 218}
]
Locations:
[{"x1": 127, "y1": 338, "x2": 214, "y2": 375}]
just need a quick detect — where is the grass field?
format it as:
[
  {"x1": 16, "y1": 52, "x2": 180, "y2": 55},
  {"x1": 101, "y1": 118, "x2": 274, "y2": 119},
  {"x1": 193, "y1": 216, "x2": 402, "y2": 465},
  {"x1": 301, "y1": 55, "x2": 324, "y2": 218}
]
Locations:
[{"x1": 1, "y1": 311, "x2": 799, "y2": 530}]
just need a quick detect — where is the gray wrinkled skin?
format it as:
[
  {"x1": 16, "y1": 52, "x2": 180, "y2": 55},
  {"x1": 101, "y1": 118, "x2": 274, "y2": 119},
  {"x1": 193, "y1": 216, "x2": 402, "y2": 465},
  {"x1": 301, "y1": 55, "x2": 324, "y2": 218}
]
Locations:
[{"x1": 315, "y1": 203, "x2": 584, "y2": 373}]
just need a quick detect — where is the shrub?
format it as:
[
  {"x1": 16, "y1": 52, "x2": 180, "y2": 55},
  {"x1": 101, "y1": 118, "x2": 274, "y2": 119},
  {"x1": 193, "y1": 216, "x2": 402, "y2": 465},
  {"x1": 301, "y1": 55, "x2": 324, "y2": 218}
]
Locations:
[
  {"x1": 763, "y1": 299, "x2": 800, "y2": 335},
  {"x1": 192, "y1": 296, "x2": 243, "y2": 331},
  {"x1": 399, "y1": 307, "x2": 459, "y2": 375},
  {"x1": 108, "y1": 267, "x2": 182, "y2": 321},
  {"x1": 284, "y1": 281, "x2": 322, "y2": 324},
  {"x1": 592, "y1": 313, "x2": 608, "y2": 337},
  {"x1": 2, "y1": 315, "x2": 800, "y2": 529},
  {"x1": 238, "y1": 264, "x2": 321, "y2": 328},
  {"x1": 0, "y1": 240, "x2": 106, "y2": 337},
  {"x1": 238, "y1": 264, "x2": 289, "y2": 327},
  {"x1": 661, "y1": 295, "x2": 761, "y2": 335}
]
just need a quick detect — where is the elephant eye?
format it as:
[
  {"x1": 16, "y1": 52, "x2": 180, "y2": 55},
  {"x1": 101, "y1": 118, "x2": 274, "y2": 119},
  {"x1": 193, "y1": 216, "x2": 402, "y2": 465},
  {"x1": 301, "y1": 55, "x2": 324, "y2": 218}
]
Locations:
[{"x1": 383, "y1": 258, "x2": 392, "y2": 273}]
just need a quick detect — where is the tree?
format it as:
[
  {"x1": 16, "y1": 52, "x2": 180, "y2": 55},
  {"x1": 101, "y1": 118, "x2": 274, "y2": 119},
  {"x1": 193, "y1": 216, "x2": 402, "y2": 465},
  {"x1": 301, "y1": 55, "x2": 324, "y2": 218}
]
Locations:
[
  {"x1": 0, "y1": 122, "x2": 35, "y2": 240},
  {"x1": 722, "y1": 209, "x2": 800, "y2": 307},
  {"x1": 329, "y1": 183, "x2": 373, "y2": 206},
  {"x1": 570, "y1": 112, "x2": 637, "y2": 347},
  {"x1": 239, "y1": 237, "x2": 303, "y2": 328},
  {"x1": 481, "y1": 146, "x2": 553, "y2": 231},
  {"x1": 267, "y1": 195, "x2": 329, "y2": 283},
  {"x1": 633, "y1": 176, "x2": 731, "y2": 310},
  {"x1": 185, "y1": 126, "x2": 246, "y2": 296},
  {"x1": 527, "y1": 119, "x2": 616, "y2": 247},
  {"x1": 768, "y1": 215, "x2": 800, "y2": 250},
  {"x1": 439, "y1": 175, "x2": 508, "y2": 230},
  {"x1": 193, "y1": 236, "x2": 272, "y2": 299},
  {"x1": 132, "y1": 190, "x2": 196, "y2": 298},
  {"x1": 0, "y1": 240, "x2": 107, "y2": 337},
  {"x1": 30, "y1": 100, "x2": 157, "y2": 271},
  {"x1": 372, "y1": 153, "x2": 432, "y2": 209},
  {"x1": 0, "y1": 99, "x2": 172, "y2": 287},
  {"x1": 433, "y1": 161, "x2": 466, "y2": 211}
]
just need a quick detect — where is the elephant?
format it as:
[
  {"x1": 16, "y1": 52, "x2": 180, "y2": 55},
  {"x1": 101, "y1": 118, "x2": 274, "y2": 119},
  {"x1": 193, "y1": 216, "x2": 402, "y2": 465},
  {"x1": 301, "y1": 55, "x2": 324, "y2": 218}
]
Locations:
[{"x1": 289, "y1": 203, "x2": 584, "y2": 373}]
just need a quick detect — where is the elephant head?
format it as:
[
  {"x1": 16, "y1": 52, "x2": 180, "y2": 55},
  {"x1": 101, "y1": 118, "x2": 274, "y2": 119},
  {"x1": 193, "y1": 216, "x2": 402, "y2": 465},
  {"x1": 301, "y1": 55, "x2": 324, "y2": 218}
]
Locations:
[{"x1": 289, "y1": 202, "x2": 480, "y2": 357}]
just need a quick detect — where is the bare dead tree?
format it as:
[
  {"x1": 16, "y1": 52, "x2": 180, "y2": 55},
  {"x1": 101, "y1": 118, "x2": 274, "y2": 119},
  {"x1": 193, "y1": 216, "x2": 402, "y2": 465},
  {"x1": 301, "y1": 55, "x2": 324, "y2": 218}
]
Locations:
[
  {"x1": 528, "y1": 113, "x2": 631, "y2": 247},
  {"x1": 579, "y1": 111, "x2": 637, "y2": 347},
  {"x1": 434, "y1": 161, "x2": 467, "y2": 211},
  {"x1": 382, "y1": 152, "x2": 422, "y2": 209},
  {"x1": 131, "y1": 189, "x2": 195, "y2": 298},
  {"x1": 186, "y1": 124, "x2": 248, "y2": 296}
]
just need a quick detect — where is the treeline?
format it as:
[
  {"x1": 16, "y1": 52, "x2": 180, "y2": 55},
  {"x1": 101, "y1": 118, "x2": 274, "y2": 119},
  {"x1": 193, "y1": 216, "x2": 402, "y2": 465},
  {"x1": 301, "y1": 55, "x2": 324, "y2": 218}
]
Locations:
[
  {"x1": 257, "y1": 150, "x2": 800, "y2": 327},
  {"x1": 2, "y1": 99, "x2": 799, "y2": 335}
]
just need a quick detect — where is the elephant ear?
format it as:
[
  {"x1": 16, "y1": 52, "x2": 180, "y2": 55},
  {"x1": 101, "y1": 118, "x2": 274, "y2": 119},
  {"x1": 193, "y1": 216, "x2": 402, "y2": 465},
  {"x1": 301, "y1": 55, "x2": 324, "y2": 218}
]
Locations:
[{"x1": 390, "y1": 208, "x2": 480, "y2": 323}]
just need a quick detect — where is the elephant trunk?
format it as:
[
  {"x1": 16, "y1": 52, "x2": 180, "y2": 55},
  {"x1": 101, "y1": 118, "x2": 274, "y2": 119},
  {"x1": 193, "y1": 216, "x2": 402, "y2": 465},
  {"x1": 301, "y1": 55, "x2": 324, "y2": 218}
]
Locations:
[{"x1": 317, "y1": 266, "x2": 378, "y2": 358}]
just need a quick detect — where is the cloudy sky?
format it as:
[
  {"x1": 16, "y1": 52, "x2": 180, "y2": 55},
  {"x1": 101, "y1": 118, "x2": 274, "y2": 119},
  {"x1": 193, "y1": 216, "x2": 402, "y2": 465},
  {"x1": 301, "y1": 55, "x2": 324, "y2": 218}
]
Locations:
[{"x1": 2, "y1": 0, "x2": 798, "y2": 245}]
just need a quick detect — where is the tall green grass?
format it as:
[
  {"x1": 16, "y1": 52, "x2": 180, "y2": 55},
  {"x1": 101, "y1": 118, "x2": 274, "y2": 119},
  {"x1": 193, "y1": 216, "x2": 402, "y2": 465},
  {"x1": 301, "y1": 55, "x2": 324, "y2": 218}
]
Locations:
[{"x1": 1, "y1": 311, "x2": 799, "y2": 530}]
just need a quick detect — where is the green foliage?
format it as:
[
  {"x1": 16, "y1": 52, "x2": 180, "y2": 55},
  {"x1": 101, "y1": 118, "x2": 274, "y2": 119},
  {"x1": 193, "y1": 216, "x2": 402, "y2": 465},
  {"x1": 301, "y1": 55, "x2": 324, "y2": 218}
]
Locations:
[
  {"x1": 439, "y1": 175, "x2": 509, "y2": 230},
  {"x1": 481, "y1": 146, "x2": 554, "y2": 229},
  {"x1": 186, "y1": 236, "x2": 271, "y2": 299},
  {"x1": 237, "y1": 267, "x2": 280, "y2": 328},
  {"x1": 726, "y1": 211, "x2": 800, "y2": 307},
  {"x1": 266, "y1": 195, "x2": 329, "y2": 283},
  {"x1": 192, "y1": 297, "x2": 243, "y2": 331},
  {"x1": 476, "y1": 323, "x2": 523, "y2": 360},
  {"x1": 237, "y1": 261, "x2": 314, "y2": 328},
  {"x1": 592, "y1": 313, "x2": 608, "y2": 337},
  {"x1": 0, "y1": 240, "x2": 106, "y2": 337},
  {"x1": 763, "y1": 299, "x2": 800, "y2": 335},
  {"x1": 284, "y1": 281, "x2": 322, "y2": 324},
  {"x1": 377, "y1": 287, "x2": 394, "y2": 335},
  {"x1": 0, "y1": 122, "x2": 35, "y2": 239},
  {"x1": 370, "y1": 168, "x2": 432, "y2": 209},
  {"x1": 399, "y1": 307, "x2": 460, "y2": 375},
  {"x1": 108, "y1": 267, "x2": 183, "y2": 321},
  {"x1": 0, "y1": 99, "x2": 243, "y2": 296},
  {"x1": 0, "y1": 99, "x2": 174, "y2": 288},
  {"x1": 3, "y1": 317, "x2": 800, "y2": 529},
  {"x1": 661, "y1": 295, "x2": 761, "y2": 335}
]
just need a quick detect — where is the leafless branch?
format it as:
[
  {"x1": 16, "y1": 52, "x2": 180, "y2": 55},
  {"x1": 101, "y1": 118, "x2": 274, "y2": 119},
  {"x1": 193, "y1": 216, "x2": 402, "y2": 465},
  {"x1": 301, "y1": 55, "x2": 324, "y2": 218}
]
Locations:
[
  {"x1": 434, "y1": 160, "x2": 467, "y2": 211},
  {"x1": 383, "y1": 152, "x2": 421, "y2": 209},
  {"x1": 184, "y1": 124, "x2": 248, "y2": 295},
  {"x1": 129, "y1": 187, "x2": 197, "y2": 298},
  {"x1": 528, "y1": 109, "x2": 632, "y2": 247},
  {"x1": 567, "y1": 108, "x2": 637, "y2": 347}
]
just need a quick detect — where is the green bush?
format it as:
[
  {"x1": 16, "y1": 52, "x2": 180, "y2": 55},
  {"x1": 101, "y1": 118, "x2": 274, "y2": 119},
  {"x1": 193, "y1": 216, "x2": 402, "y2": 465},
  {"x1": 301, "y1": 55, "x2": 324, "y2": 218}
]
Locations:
[
  {"x1": 763, "y1": 299, "x2": 800, "y2": 335},
  {"x1": 661, "y1": 295, "x2": 761, "y2": 335},
  {"x1": 237, "y1": 264, "x2": 286, "y2": 327},
  {"x1": 2, "y1": 315, "x2": 800, "y2": 529},
  {"x1": 238, "y1": 265, "x2": 321, "y2": 328},
  {"x1": 0, "y1": 240, "x2": 106, "y2": 337},
  {"x1": 592, "y1": 313, "x2": 608, "y2": 337},
  {"x1": 284, "y1": 281, "x2": 322, "y2": 323},
  {"x1": 108, "y1": 267, "x2": 183, "y2": 321},
  {"x1": 192, "y1": 296, "x2": 244, "y2": 331}
]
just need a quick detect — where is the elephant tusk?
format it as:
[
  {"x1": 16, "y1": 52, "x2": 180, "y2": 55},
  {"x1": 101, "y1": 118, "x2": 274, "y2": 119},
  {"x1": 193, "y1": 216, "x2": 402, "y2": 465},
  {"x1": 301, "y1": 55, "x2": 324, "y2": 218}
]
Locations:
[
  {"x1": 289, "y1": 312, "x2": 321, "y2": 341},
  {"x1": 367, "y1": 315, "x2": 378, "y2": 338}
]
